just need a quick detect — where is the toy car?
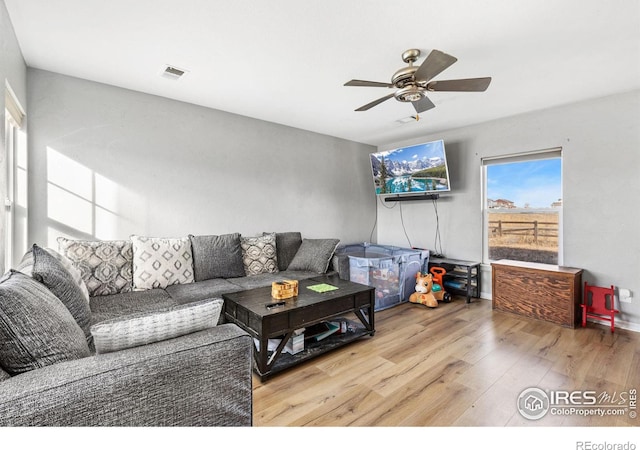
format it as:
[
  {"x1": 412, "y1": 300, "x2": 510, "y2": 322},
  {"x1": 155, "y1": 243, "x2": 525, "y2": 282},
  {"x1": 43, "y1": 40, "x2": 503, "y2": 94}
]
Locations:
[{"x1": 429, "y1": 266, "x2": 452, "y2": 303}]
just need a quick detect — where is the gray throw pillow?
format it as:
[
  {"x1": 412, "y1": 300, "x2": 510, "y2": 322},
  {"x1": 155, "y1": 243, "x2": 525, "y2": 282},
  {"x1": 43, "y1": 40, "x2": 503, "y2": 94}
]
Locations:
[
  {"x1": 91, "y1": 298, "x2": 223, "y2": 354},
  {"x1": 288, "y1": 238, "x2": 340, "y2": 273},
  {"x1": 265, "y1": 232, "x2": 302, "y2": 271},
  {"x1": 189, "y1": 233, "x2": 245, "y2": 280},
  {"x1": 31, "y1": 244, "x2": 92, "y2": 339},
  {"x1": 14, "y1": 251, "x2": 34, "y2": 276},
  {"x1": 0, "y1": 271, "x2": 91, "y2": 375},
  {"x1": 45, "y1": 247, "x2": 90, "y2": 302}
]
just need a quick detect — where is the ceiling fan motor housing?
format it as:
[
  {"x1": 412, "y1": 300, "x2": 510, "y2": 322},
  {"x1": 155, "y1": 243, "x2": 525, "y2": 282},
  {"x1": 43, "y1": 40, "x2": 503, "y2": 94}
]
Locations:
[
  {"x1": 392, "y1": 66, "x2": 418, "y2": 88},
  {"x1": 392, "y1": 49, "x2": 422, "y2": 88}
]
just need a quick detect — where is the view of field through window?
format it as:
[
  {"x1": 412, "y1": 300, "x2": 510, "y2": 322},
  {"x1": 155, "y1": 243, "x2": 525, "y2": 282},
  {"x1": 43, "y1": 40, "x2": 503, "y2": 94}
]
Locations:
[
  {"x1": 486, "y1": 157, "x2": 561, "y2": 264},
  {"x1": 488, "y1": 210, "x2": 559, "y2": 264}
]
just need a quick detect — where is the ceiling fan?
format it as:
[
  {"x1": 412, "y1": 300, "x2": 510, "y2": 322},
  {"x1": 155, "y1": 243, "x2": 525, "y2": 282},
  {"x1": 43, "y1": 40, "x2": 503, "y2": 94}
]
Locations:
[{"x1": 344, "y1": 48, "x2": 491, "y2": 114}]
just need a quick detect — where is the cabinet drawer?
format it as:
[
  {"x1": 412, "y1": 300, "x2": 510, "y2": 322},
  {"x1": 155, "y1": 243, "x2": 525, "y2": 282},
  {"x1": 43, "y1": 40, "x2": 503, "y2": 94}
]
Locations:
[
  {"x1": 290, "y1": 296, "x2": 354, "y2": 326},
  {"x1": 355, "y1": 291, "x2": 373, "y2": 308},
  {"x1": 263, "y1": 314, "x2": 289, "y2": 337}
]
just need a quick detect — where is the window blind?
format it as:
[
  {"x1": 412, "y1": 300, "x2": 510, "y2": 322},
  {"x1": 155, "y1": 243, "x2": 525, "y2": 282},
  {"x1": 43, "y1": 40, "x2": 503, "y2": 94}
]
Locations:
[{"x1": 481, "y1": 147, "x2": 562, "y2": 166}]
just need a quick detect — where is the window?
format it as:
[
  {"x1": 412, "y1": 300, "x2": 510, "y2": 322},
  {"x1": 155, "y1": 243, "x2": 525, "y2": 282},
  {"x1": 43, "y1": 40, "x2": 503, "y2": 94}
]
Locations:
[
  {"x1": 482, "y1": 149, "x2": 562, "y2": 265},
  {"x1": 4, "y1": 84, "x2": 27, "y2": 272}
]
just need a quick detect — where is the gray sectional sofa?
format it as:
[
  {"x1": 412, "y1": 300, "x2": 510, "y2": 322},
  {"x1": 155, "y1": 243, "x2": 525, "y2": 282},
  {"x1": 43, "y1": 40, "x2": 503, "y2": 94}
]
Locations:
[{"x1": 0, "y1": 231, "x2": 340, "y2": 426}]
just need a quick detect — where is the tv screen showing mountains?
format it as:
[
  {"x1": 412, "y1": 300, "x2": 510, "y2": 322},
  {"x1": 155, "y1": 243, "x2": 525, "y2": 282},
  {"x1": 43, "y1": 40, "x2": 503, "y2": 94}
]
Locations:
[{"x1": 370, "y1": 140, "x2": 450, "y2": 195}]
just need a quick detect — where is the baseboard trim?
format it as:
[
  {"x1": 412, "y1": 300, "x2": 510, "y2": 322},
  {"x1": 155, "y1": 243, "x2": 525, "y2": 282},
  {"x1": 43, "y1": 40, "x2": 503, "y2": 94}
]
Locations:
[
  {"x1": 480, "y1": 296, "x2": 640, "y2": 333},
  {"x1": 585, "y1": 317, "x2": 640, "y2": 333}
]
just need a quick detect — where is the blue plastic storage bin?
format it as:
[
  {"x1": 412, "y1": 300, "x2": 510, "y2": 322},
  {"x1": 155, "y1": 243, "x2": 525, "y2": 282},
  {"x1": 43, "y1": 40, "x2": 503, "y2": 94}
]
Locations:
[{"x1": 335, "y1": 243, "x2": 430, "y2": 311}]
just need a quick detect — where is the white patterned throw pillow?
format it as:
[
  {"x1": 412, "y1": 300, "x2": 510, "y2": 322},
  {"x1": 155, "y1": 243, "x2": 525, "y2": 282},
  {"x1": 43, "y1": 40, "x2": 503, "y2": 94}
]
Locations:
[
  {"x1": 131, "y1": 235, "x2": 195, "y2": 290},
  {"x1": 240, "y1": 233, "x2": 278, "y2": 276},
  {"x1": 91, "y1": 298, "x2": 223, "y2": 354}
]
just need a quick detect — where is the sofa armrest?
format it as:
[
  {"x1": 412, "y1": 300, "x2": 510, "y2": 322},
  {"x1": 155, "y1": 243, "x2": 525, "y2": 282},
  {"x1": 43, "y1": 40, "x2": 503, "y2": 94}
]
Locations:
[
  {"x1": 0, "y1": 324, "x2": 253, "y2": 426},
  {"x1": 332, "y1": 253, "x2": 350, "y2": 280}
]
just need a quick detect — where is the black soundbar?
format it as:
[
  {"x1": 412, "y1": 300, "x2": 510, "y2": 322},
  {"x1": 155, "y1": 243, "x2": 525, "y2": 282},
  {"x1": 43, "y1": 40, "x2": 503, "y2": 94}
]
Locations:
[{"x1": 383, "y1": 193, "x2": 440, "y2": 202}]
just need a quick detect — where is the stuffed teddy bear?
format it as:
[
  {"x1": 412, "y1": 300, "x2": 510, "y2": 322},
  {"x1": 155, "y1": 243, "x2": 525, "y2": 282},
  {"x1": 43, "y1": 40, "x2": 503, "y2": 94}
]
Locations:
[{"x1": 409, "y1": 272, "x2": 439, "y2": 308}]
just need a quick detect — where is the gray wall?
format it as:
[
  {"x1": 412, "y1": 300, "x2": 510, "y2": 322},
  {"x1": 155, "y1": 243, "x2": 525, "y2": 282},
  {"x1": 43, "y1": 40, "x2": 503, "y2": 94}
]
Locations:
[
  {"x1": 377, "y1": 90, "x2": 640, "y2": 328},
  {"x1": 0, "y1": 0, "x2": 27, "y2": 272},
  {"x1": 27, "y1": 69, "x2": 376, "y2": 252}
]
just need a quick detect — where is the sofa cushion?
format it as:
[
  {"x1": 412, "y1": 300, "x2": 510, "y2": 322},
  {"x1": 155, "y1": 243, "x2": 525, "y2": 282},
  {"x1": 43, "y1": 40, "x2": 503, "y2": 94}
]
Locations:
[
  {"x1": 131, "y1": 235, "x2": 195, "y2": 290},
  {"x1": 29, "y1": 244, "x2": 92, "y2": 340},
  {"x1": 89, "y1": 288, "x2": 177, "y2": 325},
  {"x1": 0, "y1": 271, "x2": 90, "y2": 375},
  {"x1": 46, "y1": 247, "x2": 91, "y2": 302},
  {"x1": 57, "y1": 237, "x2": 133, "y2": 296},
  {"x1": 166, "y1": 278, "x2": 243, "y2": 305},
  {"x1": 287, "y1": 238, "x2": 340, "y2": 273},
  {"x1": 189, "y1": 233, "x2": 244, "y2": 281},
  {"x1": 240, "y1": 233, "x2": 278, "y2": 276},
  {"x1": 266, "y1": 232, "x2": 302, "y2": 271},
  {"x1": 91, "y1": 298, "x2": 223, "y2": 354},
  {"x1": 16, "y1": 248, "x2": 90, "y2": 303}
]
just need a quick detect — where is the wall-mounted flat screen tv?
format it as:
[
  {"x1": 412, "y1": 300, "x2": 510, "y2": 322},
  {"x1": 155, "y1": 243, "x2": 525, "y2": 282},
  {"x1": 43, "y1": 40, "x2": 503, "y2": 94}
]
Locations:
[{"x1": 370, "y1": 139, "x2": 451, "y2": 196}]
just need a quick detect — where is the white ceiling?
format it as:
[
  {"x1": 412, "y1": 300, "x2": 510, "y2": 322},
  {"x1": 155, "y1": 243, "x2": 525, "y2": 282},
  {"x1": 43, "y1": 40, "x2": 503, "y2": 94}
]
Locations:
[{"x1": 5, "y1": 0, "x2": 640, "y2": 146}]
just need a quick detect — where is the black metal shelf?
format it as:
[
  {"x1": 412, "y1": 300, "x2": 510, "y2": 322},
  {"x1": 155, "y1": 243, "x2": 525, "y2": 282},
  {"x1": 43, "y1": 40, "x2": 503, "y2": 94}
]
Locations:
[{"x1": 428, "y1": 257, "x2": 481, "y2": 303}]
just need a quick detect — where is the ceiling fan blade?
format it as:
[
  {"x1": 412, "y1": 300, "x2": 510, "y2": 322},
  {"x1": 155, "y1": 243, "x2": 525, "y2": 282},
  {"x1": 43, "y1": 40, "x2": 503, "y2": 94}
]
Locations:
[
  {"x1": 344, "y1": 79, "x2": 394, "y2": 88},
  {"x1": 427, "y1": 77, "x2": 492, "y2": 92},
  {"x1": 355, "y1": 93, "x2": 395, "y2": 111},
  {"x1": 413, "y1": 95, "x2": 436, "y2": 114},
  {"x1": 414, "y1": 49, "x2": 458, "y2": 83}
]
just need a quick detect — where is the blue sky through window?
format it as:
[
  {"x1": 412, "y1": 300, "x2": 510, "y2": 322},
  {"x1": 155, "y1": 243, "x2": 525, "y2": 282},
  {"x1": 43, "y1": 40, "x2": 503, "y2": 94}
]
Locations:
[{"x1": 487, "y1": 158, "x2": 561, "y2": 208}]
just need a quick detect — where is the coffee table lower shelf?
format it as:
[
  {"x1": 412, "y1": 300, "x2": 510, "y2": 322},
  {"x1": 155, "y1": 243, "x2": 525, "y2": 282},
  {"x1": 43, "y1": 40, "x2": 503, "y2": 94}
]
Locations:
[
  {"x1": 258, "y1": 319, "x2": 373, "y2": 379},
  {"x1": 223, "y1": 275, "x2": 376, "y2": 381}
]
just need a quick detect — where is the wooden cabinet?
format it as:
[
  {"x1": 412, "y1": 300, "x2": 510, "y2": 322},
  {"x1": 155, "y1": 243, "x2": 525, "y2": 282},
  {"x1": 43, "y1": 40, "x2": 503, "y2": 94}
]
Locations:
[{"x1": 491, "y1": 259, "x2": 583, "y2": 328}]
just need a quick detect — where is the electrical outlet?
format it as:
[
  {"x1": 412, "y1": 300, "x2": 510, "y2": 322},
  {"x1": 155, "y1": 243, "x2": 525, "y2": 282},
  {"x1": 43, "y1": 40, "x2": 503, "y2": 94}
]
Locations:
[{"x1": 619, "y1": 288, "x2": 632, "y2": 303}]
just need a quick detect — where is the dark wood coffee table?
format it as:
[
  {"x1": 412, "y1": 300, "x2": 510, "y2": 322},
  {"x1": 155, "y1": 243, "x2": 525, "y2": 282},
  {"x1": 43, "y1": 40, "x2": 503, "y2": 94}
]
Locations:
[{"x1": 223, "y1": 274, "x2": 375, "y2": 380}]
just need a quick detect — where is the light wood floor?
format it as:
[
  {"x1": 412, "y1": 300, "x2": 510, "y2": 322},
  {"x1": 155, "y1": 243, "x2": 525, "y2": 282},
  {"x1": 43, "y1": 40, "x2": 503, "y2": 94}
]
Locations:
[{"x1": 252, "y1": 297, "x2": 640, "y2": 426}]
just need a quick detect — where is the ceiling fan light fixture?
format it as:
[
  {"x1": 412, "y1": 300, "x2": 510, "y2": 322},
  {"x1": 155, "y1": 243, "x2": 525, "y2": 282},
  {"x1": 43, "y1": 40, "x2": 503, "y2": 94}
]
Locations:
[{"x1": 395, "y1": 86, "x2": 424, "y2": 103}]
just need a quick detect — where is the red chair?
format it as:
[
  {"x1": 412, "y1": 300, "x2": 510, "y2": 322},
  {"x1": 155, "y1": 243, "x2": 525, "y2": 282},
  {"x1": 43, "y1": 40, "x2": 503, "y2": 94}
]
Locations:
[{"x1": 581, "y1": 282, "x2": 619, "y2": 333}]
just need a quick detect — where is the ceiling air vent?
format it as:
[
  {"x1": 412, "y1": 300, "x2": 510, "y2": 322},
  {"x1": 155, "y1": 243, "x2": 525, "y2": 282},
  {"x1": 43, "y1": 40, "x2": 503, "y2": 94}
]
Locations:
[
  {"x1": 160, "y1": 65, "x2": 188, "y2": 80},
  {"x1": 396, "y1": 115, "x2": 420, "y2": 124}
]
